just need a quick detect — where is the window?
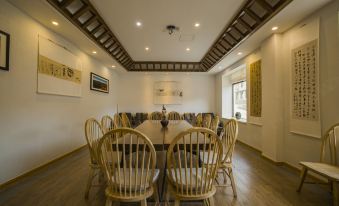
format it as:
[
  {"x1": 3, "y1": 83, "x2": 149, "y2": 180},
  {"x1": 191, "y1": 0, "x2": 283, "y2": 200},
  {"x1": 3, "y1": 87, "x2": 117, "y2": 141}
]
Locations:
[{"x1": 232, "y1": 81, "x2": 247, "y2": 120}]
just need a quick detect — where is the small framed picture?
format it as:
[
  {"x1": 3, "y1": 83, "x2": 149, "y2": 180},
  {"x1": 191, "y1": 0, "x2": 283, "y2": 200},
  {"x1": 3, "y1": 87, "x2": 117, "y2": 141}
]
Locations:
[
  {"x1": 0, "y1": 30, "x2": 10, "y2": 71},
  {"x1": 90, "y1": 72, "x2": 109, "y2": 93}
]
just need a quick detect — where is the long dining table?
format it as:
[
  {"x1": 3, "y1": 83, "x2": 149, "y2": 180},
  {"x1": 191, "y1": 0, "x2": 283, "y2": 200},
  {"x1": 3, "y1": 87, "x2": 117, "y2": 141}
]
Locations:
[{"x1": 135, "y1": 120, "x2": 193, "y2": 202}]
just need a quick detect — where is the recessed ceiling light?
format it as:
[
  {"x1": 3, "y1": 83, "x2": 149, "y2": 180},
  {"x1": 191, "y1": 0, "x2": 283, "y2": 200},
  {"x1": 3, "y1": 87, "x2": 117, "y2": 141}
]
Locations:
[
  {"x1": 237, "y1": 52, "x2": 243, "y2": 55},
  {"x1": 145, "y1": 47, "x2": 150, "y2": 51},
  {"x1": 92, "y1": 51, "x2": 97, "y2": 54},
  {"x1": 136, "y1": 21, "x2": 142, "y2": 27},
  {"x1": 111, "y1": 65, "x2": 116, "y2": 68},
  {"x1": 194, "y1": 23, "x2": 200, "y2": 27},
  {"x1": 186, "y1": 48, "x2": 190, "y2": 51},
  {"x1": 51, "y1": 21, "x2": 59, "y2": 26},
  {"x1": 272, "y1": 26, "x2": 278, "y2": 31}
]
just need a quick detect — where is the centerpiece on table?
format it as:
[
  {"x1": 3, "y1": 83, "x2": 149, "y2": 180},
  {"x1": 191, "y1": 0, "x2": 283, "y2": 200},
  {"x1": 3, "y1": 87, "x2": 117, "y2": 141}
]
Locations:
[{"x1": 160, "y1": 105, "x2": 169, "y2": 127}]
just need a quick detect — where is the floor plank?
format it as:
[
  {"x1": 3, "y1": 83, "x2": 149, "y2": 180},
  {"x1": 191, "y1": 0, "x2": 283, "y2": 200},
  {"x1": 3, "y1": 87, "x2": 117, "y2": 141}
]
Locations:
[{"x1": 0, "y1": 143, "x2": 332, "y2": 205}]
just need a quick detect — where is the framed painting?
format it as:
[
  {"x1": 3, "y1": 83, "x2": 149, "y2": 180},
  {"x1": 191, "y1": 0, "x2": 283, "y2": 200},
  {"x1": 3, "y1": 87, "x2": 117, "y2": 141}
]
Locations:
[
  {"x1": 90, "y1": 72, "x2": 109, "y2": 93},
  {"x1": 0, "y1": 30, "x2": 10, "y2": 71},
  {"x1": 154, "y1": 81, "x2": 183, "y2": 105}
]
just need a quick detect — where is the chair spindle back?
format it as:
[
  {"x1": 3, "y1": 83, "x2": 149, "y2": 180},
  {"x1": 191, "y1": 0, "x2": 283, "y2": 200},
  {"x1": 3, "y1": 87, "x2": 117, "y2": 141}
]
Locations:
[
  {"x1": 167, "y1": 128, "x2": 223, "y2": 197},
  {"x1": 97, "y1": 128, "x2": 157, "y2": 198}
]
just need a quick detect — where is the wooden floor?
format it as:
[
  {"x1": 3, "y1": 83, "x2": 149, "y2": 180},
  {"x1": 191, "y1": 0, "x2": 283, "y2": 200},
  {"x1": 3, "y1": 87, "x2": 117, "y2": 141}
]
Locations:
[{"x1": 0, "y1": 143, "x2": 332, "y2": 206}]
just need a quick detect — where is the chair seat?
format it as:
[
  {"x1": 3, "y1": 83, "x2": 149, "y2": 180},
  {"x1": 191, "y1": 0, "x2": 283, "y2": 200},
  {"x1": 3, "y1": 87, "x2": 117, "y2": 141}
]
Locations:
[
  {"x1": 300, "y1": 161, "x2": 339, "y2": 181},
  {"x1": 199, "y1": 151, "x2": 229, "y2": 165},
  {"x1": 110, "y1": 168, "x2": 160, "y2": 191},
  {"x1": 167, "y1": 168, "x2": 213, "y2": 189}
]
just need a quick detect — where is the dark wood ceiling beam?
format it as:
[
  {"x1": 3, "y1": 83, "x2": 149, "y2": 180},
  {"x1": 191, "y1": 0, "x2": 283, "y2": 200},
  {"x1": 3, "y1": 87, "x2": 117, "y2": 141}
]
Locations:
[
  {"x1": 237, "y1": 17, "x2": 253, "y2": 32},
  {"x1": 60, "y1": 0, "x2": 74, "y2": 8},
  {"x1": 72, "y1": 5, "x2": 90, "y2": 20},
  {"x1": 256, "y1": 0, "x2": 274, "y2": 13},
  {"x1": 244, "y1": 8, "x2": 262, "y2": 23},
  {"x1": 48, "y1": 0, "x2": 291, "y2": 72}
]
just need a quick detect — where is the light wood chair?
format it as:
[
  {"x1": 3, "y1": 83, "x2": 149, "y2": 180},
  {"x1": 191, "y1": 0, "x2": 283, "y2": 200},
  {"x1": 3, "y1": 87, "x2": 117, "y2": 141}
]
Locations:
[
  {"x1": 121, "y1": 113, "x2": 132, "y2": 128},
  {"x1": 195, "y1": 113, "x2": 203, "y2": 127},
  {"x1": 166, "y1": 127, "x2": 223, "y2": 206},
  {"x1": 200, "y1": 119, "x2": 238, "y2": 197},
  {"x1": 101, "y1": 115, "x2": 115, "y2": 133},
  {"x1": 113, "y1": 113, "x2": 123, "y2": 128},
  {"x1": 168, "y1": 111, "x2": 181, "y2": 120},
  {"x1": 297, "y1": 123, "x2": 339, "y2": 206},
  {"x1": 84, "y1": 118, "x2": 104, "y2": 199},
  {"x1": 210, "y1": 116, "x2": 220, "y2": 133},
  {"x1": 97, "y1": 128, "x2": 160, "y2": 206},
  {"x1": 149, "y1": 112, "x2": 162, "y2": 120},
  {"x1": 202, "y1": 114, "x2": 212, "y2": 129}
]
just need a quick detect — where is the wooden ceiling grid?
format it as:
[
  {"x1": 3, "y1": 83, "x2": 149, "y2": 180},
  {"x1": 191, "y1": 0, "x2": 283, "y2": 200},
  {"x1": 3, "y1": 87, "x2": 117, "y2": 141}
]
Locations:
[{"x1": 47, "y1": 0, "x2": 292, "y2": 72}]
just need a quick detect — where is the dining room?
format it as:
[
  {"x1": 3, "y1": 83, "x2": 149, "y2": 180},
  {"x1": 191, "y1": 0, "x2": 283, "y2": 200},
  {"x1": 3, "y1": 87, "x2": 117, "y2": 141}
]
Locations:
[{"x1": 0, "y1": 0, "x2": 338, "y2": 205}]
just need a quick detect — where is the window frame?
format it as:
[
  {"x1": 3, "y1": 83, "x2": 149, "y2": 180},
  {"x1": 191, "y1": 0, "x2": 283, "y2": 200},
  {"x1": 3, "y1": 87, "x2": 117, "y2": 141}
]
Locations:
[{"x1": 232, "y1": 80, "x2": 247, "y2": 120}]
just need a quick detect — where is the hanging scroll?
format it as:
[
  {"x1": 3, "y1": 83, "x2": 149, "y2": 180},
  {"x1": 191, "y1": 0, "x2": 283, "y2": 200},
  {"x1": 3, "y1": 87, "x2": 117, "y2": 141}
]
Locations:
[
  {"x1": 249, "y1": 60, "x2": 262, "y2": 117},
  {"x1": 291, "y1": 40, "x2": 319, "y2": 121}
]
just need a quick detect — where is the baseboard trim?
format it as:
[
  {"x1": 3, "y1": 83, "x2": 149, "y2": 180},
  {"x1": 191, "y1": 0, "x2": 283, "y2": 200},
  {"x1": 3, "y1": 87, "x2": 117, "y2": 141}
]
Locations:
[
  {"x1": 236, "y1": 140, "x2": 327, "y2": 184},
  {"x1": 0, "y1": 144, "x2": 87, "y2": 190},
  {"x1": 236, "y1": 139, "x2": 261, "y2": 154}
]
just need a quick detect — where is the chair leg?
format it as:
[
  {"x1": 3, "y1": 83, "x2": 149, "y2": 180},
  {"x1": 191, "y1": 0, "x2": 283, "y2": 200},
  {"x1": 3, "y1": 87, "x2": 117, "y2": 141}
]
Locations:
[
  {"x1": 208, "y1": 197, "x2": 215, "y2": 206},
  {"x1": 141, "y1": 199, "x2": 147, "y2": 206},
  {"x1": 85, "y1": 166, "x2": 95, "y2": 199},
  {"x1": 297, "y1": 167, "x2": 308, "y2": 192},
  {"x1": 333, "y1": 182, "x2": 339, "y2": 206},
  {"x1": 165, "y1": 184, "x2": 171, "y2": 206},
  {"x1": 174, "y1": 199, "x2": 180, "y2": 206},
  {"x1": 153, "y1": 183, "x2": 160, "y2": 205},
  {"x1": 105, "y1": 198, "x2": 112, "y2": 206},
  {"x1": 223, "y1": 169, "x2": 228, "y2": 185},
  {"x1": 228, "y1": 167, "x2": 237, "y2": 198}
]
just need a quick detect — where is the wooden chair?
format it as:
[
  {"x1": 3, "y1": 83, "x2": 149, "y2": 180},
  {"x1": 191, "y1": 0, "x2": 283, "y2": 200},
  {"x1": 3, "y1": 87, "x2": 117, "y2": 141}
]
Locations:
[
  {"x1": 297, "y1": 123, "x2": 339, "y2": 206},
  {"x1": 113, "y1": 113, "x2": 123, "y2": 128},
  {"x1": 101, "y1": 115, "x2": 115, "y2": 133},
  {"x1": 166, "y1": 128, "x2": 223, "y2": 206},
  {"x1": 121, "y1": 113, "x2": 132, "y2": 128},
  {"x1": 200, "y1": 119, "x2": 238, "y2": 197},
  {"x1": 210, "y1": 116, "x2": 220, "y2": 133},
  {"x1": 149, "y1": 112, "x2": 162, "y2": 120},
  {"x1": 202, "y1": 114, "x2": 212, "y2": 129},
  {"x1": 195, "y1": 113, "x2": 203, "y2": 127},
  {"x1": 84, "y1": 118, "x2": 104, "y2": 199},
  {"x1": 97, "y1": 128, "x2": 160, "y2": 206},
  {"x1": 168, "y1": 111, "x2": 181, "y2": 120},
  {"x1": 183, "y1": 113, "x2": 195, "y2": 124}
]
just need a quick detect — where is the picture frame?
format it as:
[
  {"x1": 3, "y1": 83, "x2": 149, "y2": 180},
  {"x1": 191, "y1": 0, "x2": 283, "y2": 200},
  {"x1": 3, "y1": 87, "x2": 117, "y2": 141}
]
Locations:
[
  {"x1": 0, "y1": 30, "x2": 10, "y2": 71},
  {"x1": 90, "y1": 72, "x2": 109, "y2": 93}
]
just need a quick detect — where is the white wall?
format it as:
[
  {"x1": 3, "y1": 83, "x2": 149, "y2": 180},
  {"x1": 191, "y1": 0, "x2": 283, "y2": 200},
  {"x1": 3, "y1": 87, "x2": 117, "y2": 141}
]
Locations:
[
  {"x1": 117, "y1": 73, "x2": 215, "y2": 114},
  {"x1": 0, "y1": 0, "x2": 119, "y2": 184},
  {"x1": 215, "y1": 0, "x2": 339, "y2": 167},
  {"x1": 216, "y1": 50, "x2": 263, "y2": 151}
]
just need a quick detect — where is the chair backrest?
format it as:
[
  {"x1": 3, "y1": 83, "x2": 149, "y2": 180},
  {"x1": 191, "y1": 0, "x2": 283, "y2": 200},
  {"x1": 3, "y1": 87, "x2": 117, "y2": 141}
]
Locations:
[
  {"x1": 97, "y1": 128, "x2": 157, "y2": 197},
  {"x1": 101, "y1": 115, "x2": 114, "y2": 133},
  {"x1": 202, "y1": 114, "x2": 212, "y2": 128},
  {"x1": 85, "y1": 118, "x2": 104, "y2": 164},
  {"x1": 195, "y1": 113, "x2": 203, "y2": 127},
  {"x1": 220, "y1": 119, "x2": 238, "y2": 164},
  {"x1": 149, "y1": 111, "x2": 162, "y2": 120},
  {"x1": 167, "y1": 128, "x2": 223, "y2": 197},
  {"x1": 168, "y1": 111, "x2": 181, "y2": 120},
  {"x1": 113, "y1": 113, "x2": 123, "y2": 128},
  {"x1": 121, "y1": 113, "x2": 132, "y2": 128},
  {"x1": 210, "y1": 115, "x2": 220, "y2": 132},
  {"x1": 320, "y1": 123, "x2": 339, "y2": 165}
]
